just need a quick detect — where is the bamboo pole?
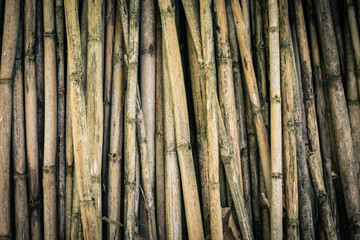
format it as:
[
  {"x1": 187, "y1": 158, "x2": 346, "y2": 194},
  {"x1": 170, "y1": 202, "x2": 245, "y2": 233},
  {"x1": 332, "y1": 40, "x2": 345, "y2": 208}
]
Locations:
[
  {"x1": 230, "y1": 0, "x2": 271, "y2": 198},
  {"x1": 64, "y1": 0, "x2": 101, "y2": 238},
  {"x1": 102, "y1": 0, "x2": 115, "y2": 183},
  {"x1": 140, "y1": 0, "x2": 156, "y2": 197},
  {"x1": 24, "y1": 0, "x2": 42, "y2": 238},
  {"x1": 123, "y1": 0, "x2": 140, "y2": 238},
  {"x1": 163, "y1": 44, "x2": 182, "y2": 240},
  {"x1": 13, "y1": 21, "x2": 30, "y2": 240},
  {"x1": 71, "y1": 170, "x2": 81, "y2": 239},
  {"x1": 313, "y1": 0, "x2": 360, "y2": 237},
  {"x1": 279, "y1": 1, "x2": 299, "y2": 238},
  {"x1": 55, "y1": 0, "x2": 66, "y2": 238},
  {"x1": 106, "y1": 3, "x2": 124, "y2": 239},
  {"x1": 0, "y1": 0, "x2": 20, "y2": 238}
]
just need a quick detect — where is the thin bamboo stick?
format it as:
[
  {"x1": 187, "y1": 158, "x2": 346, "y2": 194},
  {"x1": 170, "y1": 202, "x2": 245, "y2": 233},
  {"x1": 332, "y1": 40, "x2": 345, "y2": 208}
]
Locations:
[
  {"x1": 64, "y1": 0, "x2": 101, "y2": 238},
  {"x1": 313, "y1": 0, "x2": 360, "y2": 237},
  {"x1": 13, "y1": 20, "x2": 30, "y2": 240},
  {"x1": 71, "y1": 170, "x2": 81, "y2": 239}
]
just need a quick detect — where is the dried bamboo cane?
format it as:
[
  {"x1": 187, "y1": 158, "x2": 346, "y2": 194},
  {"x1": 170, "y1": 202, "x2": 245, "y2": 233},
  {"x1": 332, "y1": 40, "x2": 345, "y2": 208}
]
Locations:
[
  {"x1": 313, "y1": 0, "x2": 360, "y2": 237},
  {"x1": 123, "y1": 0, "x2": 140, "y2": 238},
  {"x1": 24, "y1": 0, "x2": 42, "y2": 238},
  {"x1": 230, "y1": 0, "x2": 271, "y2": 198},
  {"x1": 80, "y1": 0, "x2": 87, "y2": 76},
  {"x1": 158, "y1": 1, "x2": 205, "y2": 239},
  {"x1": 200, "y1": 0, "x2": 223, "y2": 239},
  {"x1": 268, "y1": 0, "x2": 283, "y2": 238},
  {"x1": 140, "y1": 0, "x2": 156, "y2": 197},
  {"x1": 13, "y1": 21, "x2": 30, "y2": 240},
  {"x1": 162, "y1": 44, "x2": 182, "y2": 240},
  {"x1": 43, "y1": 0, "x2": 58, "y2": 238},
  {"x1": 344, "y1": 17, "x2": 360, "y2": 186},
  {"x1": 102, "y1": 0, "x2": 115, "y2": 183},
  {"x1": 307, "y1": 153, "x2": 338, "y2": 240},
  {"x1": 279, "y1": 1, "x2": 299, "y2": 238},
  {"x1": 106, "y1": 3, "x2": 124, "y2": 239},
  {"x1": 155, "y1": 12, "x2": 166, "y2": 240},
  {"x1": 64, "y1": 0, "x2": 101, "y2": 238},
  {"x1": 0, "y1": 0, "x2": 19, "y2": 238},
  {"x1": 136, "y1": 99, "x2": 158, "y2": 240},
  {"x1": 71, "y1": 170, "x2": 81, "y2": 239},
  {"x1": 55, "y1": 0, "x2": 66, "y2": 238}
]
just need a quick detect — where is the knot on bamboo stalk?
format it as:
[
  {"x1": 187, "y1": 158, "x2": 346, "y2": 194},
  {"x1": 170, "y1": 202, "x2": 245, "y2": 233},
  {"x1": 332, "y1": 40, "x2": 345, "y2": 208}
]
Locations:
[
  {"x1": 326, "y1": 74, "x2": 342, "y2": 83},
  {"x1": 91, "y1": 175, "x2": 102, "y2": 183},
  {"x1": 79, "y1": 199, "x2": 95, "y2": 206},
  {"x1": 124, "y1": 180, "x2": 136, "y2": 190},
  {"x1": 44, "y1": 31, "x2": 56, "y2": 39},
  {"x1": 108, "y1": 152, "x2": 121, "y2": 163},
  {"x1": 58, "y1": 87, "x2": 65, "y2": 95},
  {"x1": 159, "y1": 7, "x2": 175, "y2": 18},
  {"x1": 304, "y1": 93, "x2": 315, "y2": 102},
  {"x1": 29, "y1": 199, "x2": 41, "y2": 208},
  {"x1": 271, "y1": 172, "x2": 283, "y2": 179},
  {"x1": 347, "y1": 99, "x2": 360, "y2": 106},
  {"x1": 269, "y1": 26, "x2": 279, "y2": 33},
  {"x1": 283, "y1": 120, "x2": 295, "y2": 131},
  {"x1": 0, "y1": 78, "x2": 12, "y2": 85},
  {"x1": 177, "y1": 143, "x2": 192, "y2": 151},
  {"x1": 0, "y1": 233, "x2": 12, "y2": 240},
  {"x1": 25, "y1": 51, "x2": 36, "y2": 60},
  {"x1": 252, "y1": 106, "x2": 263, "y2": 116},
  {"x1": 318, "y1": 191, "x2": 327, "y2": 205},
  {"x1": 13, "y1": 172, "x2": 27, "y2": 180},
  {"x1": 270, "y1": 96, "x2": 281, "y2": 103},
  {"x1": 217, "y1": 56, "x2": 232, "y2": 66},
  {"x1": 287, "y1": 219, "x2": 299, "y2": 226},
  {"x1": 43, "y1": 165, "x2": 56, "y2": 174},
  {"x1": 66, "y1": 164, "x2": 73, "y2": 176},
  {"x1": 88, "y1": 34, "x2": 102, "y2": 43},
  {"x1": 280, "y1": 39, "x2": 292, "y2": 49}
]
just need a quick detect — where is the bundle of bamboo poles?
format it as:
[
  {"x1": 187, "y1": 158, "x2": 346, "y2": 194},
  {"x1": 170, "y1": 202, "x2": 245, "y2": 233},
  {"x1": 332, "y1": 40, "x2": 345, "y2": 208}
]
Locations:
[{"x1": 1, "y1": 0, "x2": 360, "y2": 239}]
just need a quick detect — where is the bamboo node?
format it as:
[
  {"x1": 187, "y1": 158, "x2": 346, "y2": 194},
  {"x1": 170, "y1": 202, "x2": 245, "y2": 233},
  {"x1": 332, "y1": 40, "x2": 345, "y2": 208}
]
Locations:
[
  {"x1": 271, "y1": 172, "x2": 283, "y2": 179},
  {"x1": 79, "y1": 199, "x2": 95, "y2": 206},
  {"x1": 43, "y1": 165, "x2": 56, "y2": 174},
  {"x1": 348, "y1": 99, "x2": 360, "y2": 106},
  {"x1": 159, "y1": 7, "x2": 175, "y2": 19},
  {"x1": 326, "y1": 74, "x2": 342, "y2": 83},
  {"x1": 216, "y1": 56, "x2": 232, "y2": 65},
  {"x1": 13, "y1": 172, "x2": 27, "y2": 180},
  {"x1": 0, "y1": 234, "x2": 11, "y2": 240},
  {"x1": 91, "y1": 175, "x2": 102, "y2": 183},
  {"x1": 108, "y1": 152, "x2": 122, "y2": 163},
  {"x1": 29, "y1": 199, "x2": 41, "y2": 208},
  {"x1": 252, "y1": 106, "x2": 263, "y2": 116},
  {"x1": 270, "y1": 96, "x2": 281, "y2": 103},
  {"x1": 269, "y1": 26, "x2": 279, "y2": 33},
  {"x1": 177, "y1": 142, "x2": 192, "y2": 151},
  {"x1": 0, "y1": 78, "x2": 12, "y2": 85},
  {"x1": 44, "y1": 31, "x2": 56, "y2": 39},
  {"x1": 66, "y1": 164, "x2": 73, "y2": 176},
  {"x1": 287, "y1": 219, "x2": 299, "y2": 226},
  {"x1": 88, "y1": 34, "x2": 102, "y2": 43},
  {"x1": 280, "y1": 39, "x2": 292, "y2": 48}
]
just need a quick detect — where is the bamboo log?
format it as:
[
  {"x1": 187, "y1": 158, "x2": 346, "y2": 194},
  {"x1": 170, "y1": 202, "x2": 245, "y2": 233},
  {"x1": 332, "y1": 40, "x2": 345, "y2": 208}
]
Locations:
[
  {"x1": 158, "y1": 1, "x2": 205, "y2": 239},
  {"x1": 313, "y1": 0, "x2": 360, "y2": 237},
  {"x1": 64, "y1": 0, "x2": 101, "y2": 238},
  {"x1": 13, "y1": 21, "x2": 30, "y2": 240},
  {"x1": 55, "y1": 0, "x2": 66, "y2": 238}
]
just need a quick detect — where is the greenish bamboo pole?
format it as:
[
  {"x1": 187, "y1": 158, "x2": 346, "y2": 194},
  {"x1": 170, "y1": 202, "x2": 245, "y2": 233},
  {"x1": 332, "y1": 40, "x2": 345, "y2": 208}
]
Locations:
[
  {"x1": 313, "y1": 0, "x2": 360, "y2": 237},
  {"x1": 123, "y1": 0, "x2": 140, "y2": 238},
  {"x1": 230, "y1": 0, "x2": 271, "y2": 198},
  {"x1": 43, "y1": 0, "x2": 58, "y2": 238},
  {"x1": 12, "y1": 22, "x2": 30, "y2": 240},
  {"x1": 279, "y1": 1, "x2": 299, "y2": 238},
  {"x1": 158, "y1": 1, "x2": 205, "y2": 239},
  {"x1": 107, "y1": 3, "x2": 124, "y2": 239},
  {"x1": 64, "y1": 0, "x2": 101, "y2": 238}
]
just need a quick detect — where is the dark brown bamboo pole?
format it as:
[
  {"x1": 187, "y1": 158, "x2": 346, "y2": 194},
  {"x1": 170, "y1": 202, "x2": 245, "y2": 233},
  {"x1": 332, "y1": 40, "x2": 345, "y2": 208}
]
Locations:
[
  {"x1": 55, "y1": 0, "x2": 66, "y2": 238},
  {"x1": 102, "y1": 0, "x2": 115, "y2": 183},
  {"x1": 123, "y1": 0, "x2": 140, "y2": 238},
  {"x1": 307, "y1": 153, "x2": 338, "y2": 240},
  {"x1": 313, "y1": 0, "x2": 360, "y2": 237},
  {"x1": 230, "y1": 0, "x2": 271, "y2": 198},
  {"x1": 24, "y1": 0, "x2": 42, "y2": 238},
  {"x1": 43, "y1": 0, "x2": 58, "y2": 238},
  {"x1": 279, "y1": 1, "x2": 299, "y2": 238},
  {"x1": 158, "y1": 1, "x2": 205, "y2": 239},
  {"x1": 136, "y1": 99, "x2": 158, "y2": 240},
  {"x1": 140, "y1": 0, "x2": 156, "y2": 196},
  {"x1": 13, "y1": 21, "x2": 30, "y2": 240},
  {"x1": 64, "y1": 0, "x2": 101, "y2": 238},
  {"x1": 106, "y1": 3, "x2": 124, "y2": 239},
  {"x1": 155, "y1": 11, "x2": 166, "y2": 240},
  {"x1": 344, "y1": 17, "x2": 360, "y2": 185},
  {"x1": 0, "y1": 0, "x2": 19, "y2": 238},
  {"x1": 163, "y1": 44, "x2": 182, "y2": 240}
]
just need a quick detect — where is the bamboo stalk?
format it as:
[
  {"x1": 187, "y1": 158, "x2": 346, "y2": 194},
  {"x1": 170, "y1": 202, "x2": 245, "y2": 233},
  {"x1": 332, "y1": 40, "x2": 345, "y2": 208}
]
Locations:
[
  {"x1": 230, "y1": 0, "x2": 271, "y2": 198},
  {"x1": 163, "y1": 45, "x2": 182, "y2": 240},
  {"x1": 279, "y1": 1, "x2": 299, "y2": 238},
  {"x1": 102, "y1": 0, "x2": 115, "y2": 184},
  {"x1": 106, "y1": 3, "x2": 124, "y2": 239},
  {"x1": 24, "y1": 0, "x2": 42, "y2": 238},
  {"x1": 123, "y1": 0, "x2": 140, "y2": 238},
  {"x1": 307, "y1": 153, "x2": 338, "y2": 240},
  {"x1": 43, "y1": 0, "x2": 58, "y2": 238},
  {"x1": 200, "y1": 0, "x2": 222, "y2": 239},
  {"x1": 0, "y1": 0, "x2": 20, "y2": 238},
  {"x1": 71, "y1": 170, "x2": 81, "y2": 239},
  {"x1": 64, "y1": 0, "x2": 101, "y2": 238},
  {"x1": 313, "y1": 0, "x2": 360, "y2": 237},
  {"x1": 55, "y1": 0, "x2": 66, "y2": 238},
  {"x1": 158, "y1": 1, "x2": 205, "y2": 239},
  {"x1": 12, "y1": 20, "x2": 30, "y2": 240},
  {"x1": 155, "y1": 12, "x2": 166, "y2": 240}
]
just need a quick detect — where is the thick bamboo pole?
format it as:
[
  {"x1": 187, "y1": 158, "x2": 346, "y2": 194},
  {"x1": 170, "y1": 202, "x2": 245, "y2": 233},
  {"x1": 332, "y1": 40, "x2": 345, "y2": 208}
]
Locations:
[
  {"x1": 279, "y1": 1, "x2": 299, "y2": 238},
  {"x1": 43, "y1": 0, "x2": 58, "y2": 238},
  {"x1": 106, "y1": 3, "x2": 124, "y2": 239},
  {"x1": 158, "y1": 1, "x2": 204, "y2": 239},
  {"x1": 0, "y1": 0, "x2": 20, "y2": 238},
  {"x1": 313, "y1": 0, "x2": 360, "y2": 237},
  {"x1": 55, "y1": 0, "x2": 66, "y2": 238},
  {"x1": 230, "y1": 0, "x2": 271, "y2": 197},
  {"x1": 13, "y1": 22, "x2": 30, "y2": 240},
  {"x1": 64, "y1": 0, "x2": 101, "y2": 238}
]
